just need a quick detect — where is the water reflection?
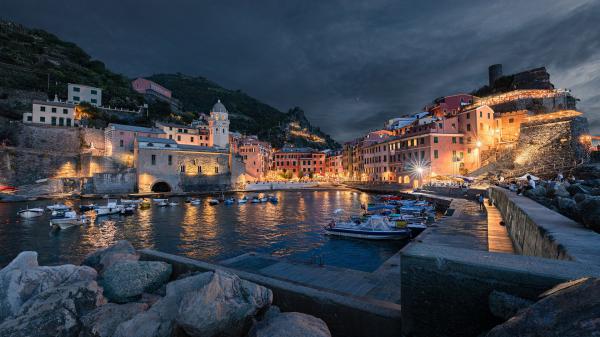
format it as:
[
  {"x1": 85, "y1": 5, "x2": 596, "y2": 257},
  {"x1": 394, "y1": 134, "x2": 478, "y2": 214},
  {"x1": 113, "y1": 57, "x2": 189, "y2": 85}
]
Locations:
[{"x1": 0, "y1": 190, "x2": 404, "y2": 271}]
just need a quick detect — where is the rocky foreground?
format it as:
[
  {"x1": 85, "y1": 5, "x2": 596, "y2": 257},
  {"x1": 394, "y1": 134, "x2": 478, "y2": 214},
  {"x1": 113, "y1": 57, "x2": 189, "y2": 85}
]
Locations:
[{"x1": 0, "y1": 241, "x2": 331, "y2": 337}]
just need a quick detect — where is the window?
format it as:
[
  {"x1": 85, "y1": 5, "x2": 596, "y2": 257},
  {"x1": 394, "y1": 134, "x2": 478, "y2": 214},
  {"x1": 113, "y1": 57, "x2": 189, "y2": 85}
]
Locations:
[
  {"x1": 222, "y1": 128, "x2": 225, "y2": 134},
  {"x1": 487, "y1": 113, "x2": 491, "y2": 119},
  {"x1": 73, "y1": 96, "x2": 80, "y2": 101},
  {"x1": 466, "y1": 113, "x2": 470, "y2": 119},
  {"x1": 27, "y1": 116, "x2": 32, "y2": 122},
  {"x1": 59, "y1": 117, "x2": 64, "y2": 126},
  {"x1": 452, "y1": 137, "x2": 456, "y2": 144},
  {"x1": 438, "y1": 123, "x2": 442, "y2": 128},
  {"x1": 459, "y1": 137, "x2": 464, "y2": 144},
  {"x1": 433, "y1": 137, "x2": 438, "y2": 144},
  {"x1": 434, "y1": 150, "x2": 439, "y2": 159},
  {"x1": 90, "y1": 89, "x2": 97, "y2": 95},
  {"x1": 63, "y1": 108, "x2": 68, "y2": 114},
  {"x1": 215, "y1": 166, "x2": 219, "y2": 174},
  {"x1": 198, "y1": 166, "x2": 202, "y2": 173},
  {"x1": 91, "y1": 99, "x2": 97, "y2": 104},
  {"x1": 119, "y1": 140, "x2": 124, "y2": 147},
  {"x1": 177, "y1": 135, "x2": 181, "y2": 141},
  {"x1": 180, "y1": 165, "x2": 185, "y2": 173},
  {"x1": 420, "y1": 138, "x2": 424, "y2": 145},
  {"x1": 479, "y1": 111, "x2": 482, "y2": 118},
  {"x1": 40, "y1": 106, "x2": 46, "y2": 112},
  {"x1": 480, "y1": 123, "x2": 483, "y2": 130},
  {"x1": 51, "y1": 107, "x2": 57, "y2": 113},
  {"x1": 51, "y1": 117, "x2": 56, "y2": 125},
  {"x1": 151, "y1": 155, "x2": 156, "y2": 165},
  {"x1": 168, "y1": 155, "x2": 172, "y2": 166},
  {"x1": 509, "y1": 118, "x2": 514, "y2": 123},
  {"x1": 39, "y1": 116, "x2": 45, "y2": 122},
  {"x1": 191, "y1": 137, "x2": 194, "y2": 142},
  {"x1": 73, "y1": 87, "x2": 80, "y2": 92},
  {"x1": 421, "y1": 151, "x2": 425, "y2": 159},
  {"x1": 66, "y1": 118, "x2": 71, "y2": 126},
  {"x1": 467, "y1": 124, "x2": 471, "y2": 131},
  {"x1": 169, "y1": 135, "x2": 173, "y2": 140},
  {"x1": 468, "y1": 148, "x2": 471, "y2": 154}
]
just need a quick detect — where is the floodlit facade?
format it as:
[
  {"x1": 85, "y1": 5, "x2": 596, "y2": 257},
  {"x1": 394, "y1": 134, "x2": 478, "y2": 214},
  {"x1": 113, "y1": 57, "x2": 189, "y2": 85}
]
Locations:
[
  {"x1": 23, "y1": 99, "x2": 78, "y2": 127},
  {"x1": 68, "y1": 83, "x2": 102, "y2": 106},
  {"x1": 208, "y1": 100, "x2": 230, "y2": 148}
]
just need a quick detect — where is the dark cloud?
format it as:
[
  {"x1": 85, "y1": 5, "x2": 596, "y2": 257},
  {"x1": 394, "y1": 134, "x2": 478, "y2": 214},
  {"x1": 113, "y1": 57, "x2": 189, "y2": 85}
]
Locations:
[{"x1": 3, "y1": 0, "x2": 599, "y2": 141}]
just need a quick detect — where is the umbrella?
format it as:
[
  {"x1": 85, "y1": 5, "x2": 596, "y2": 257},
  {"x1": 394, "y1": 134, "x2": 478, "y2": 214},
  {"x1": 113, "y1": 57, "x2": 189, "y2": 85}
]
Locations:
[{"x1": 517, "y1": 173, "x2": 540, "y2": 181}]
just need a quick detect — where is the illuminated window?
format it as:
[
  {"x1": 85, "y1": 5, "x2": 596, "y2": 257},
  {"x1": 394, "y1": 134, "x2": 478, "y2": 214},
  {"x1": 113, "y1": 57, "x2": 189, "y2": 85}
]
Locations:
[
  {"x1": 198, "y1": 166, "x2": 202, "y2": 173},
  {"x1": 180, "y1": 165, "x2": 185, "y2": 172}
]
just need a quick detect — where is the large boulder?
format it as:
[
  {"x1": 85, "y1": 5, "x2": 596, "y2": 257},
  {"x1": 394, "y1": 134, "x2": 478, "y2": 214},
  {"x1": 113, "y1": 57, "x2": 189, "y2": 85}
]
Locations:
[
  {"x1": 486, "y1": 278, "x2": 600, "y2": 337},
  {"x1": 0, "y1": 251, "x2": 97, "y2": 323},
  {"x1": 248, "y1": 312, "x2": 331, "y2": 337},
  {"x1": 82, "y1": 240, "x2": 139, "y2": 273},
  {"x1": 80, "y1": 302, "x2": 148, "y2": 337},
  {"x1": 488, "y1": 291, "x2": 533, "y2": 320},
  {"x1": 0, "y1": 280, "x2": 105, "y2": 337},
  {"x1": 113, "y1": 272, "x2": 215, "y2": 337},
  {"x1": 176, "y1": 270, "x2": 273, "y2": 337},
  {"x1": 567, "y1": 183, "x2": 590, "y2": 196},
  {"x1": 577, "y1": 196, "x2": 600, "y2": 232},
  {"x1": 552, "y1": 184, "x2": 571, "y2": 198},
  {"x1": 556, "y1": 197, "x2": 578, "y2": 219},
  {"x1": 100, "y1": 261, "x2": 172, "y2": 303}
]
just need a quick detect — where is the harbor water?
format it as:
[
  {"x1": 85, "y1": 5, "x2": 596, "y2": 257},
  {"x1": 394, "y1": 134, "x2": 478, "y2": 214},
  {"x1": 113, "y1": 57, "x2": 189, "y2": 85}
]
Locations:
[{"x1": 0, "y1": 190, "x2": 407, "y2": 271}]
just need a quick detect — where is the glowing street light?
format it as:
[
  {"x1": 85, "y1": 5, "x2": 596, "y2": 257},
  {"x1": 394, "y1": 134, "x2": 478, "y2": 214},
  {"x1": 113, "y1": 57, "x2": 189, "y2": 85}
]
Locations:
[{"x1": 476, "y1": 140, "x2": 482, "y2": 148}]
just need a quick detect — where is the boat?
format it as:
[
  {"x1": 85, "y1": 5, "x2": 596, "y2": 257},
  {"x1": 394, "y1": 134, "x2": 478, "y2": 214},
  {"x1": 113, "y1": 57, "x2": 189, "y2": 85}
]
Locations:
[
  {"x1": 250, "y1": 196, "x2": 261, "y2": 203},
  {"x1": 218, "y1": 192, "x2": 226, "y2": 202},
  {"x1": 156, "y1": 200, "x2": 169, "y2": 207},
  {"x1": 46, "y1": 203, "x2": 70, "y2": 212},
  {"x1": 363, "y1": 203, "x2": 396, "y2": 211},
  {"x1": 79, "y1": 204, "x2": 96, "y2": 212},
  {"x1": 120, "y1": 199, "x2": 141, "y2": 205},
  {"x1": 120, "y1": 206, "x2": 135, "y2": 215},
  {"x1": 95, "y1": 200, "x2": 122, "y2": 216},
  {"x1": 208, "y1": 198, "x2": 220, "y2": 205},
  {"x1": 260, "y1": 196, "x2": 268, "y2": 203},
  {"x1": 50, "y1": 211, "x2": 88, "y2": 230},
  {"x1": 224, "y1": 198, "x2": 235, "y2": 205},
  {"x1": 324, "y1": 215, "x2": 411, "y2": 240},
  {"x1": 168, "y1": 201, "x2": 179, "y2": 207},
  {"x1": 17, "y1": 207, "x2": 44, "y2": 219},
  {"x1": 238, "y1": 196, "x2": 248, "y2": 204},
  {"x1": 268, "y1": 195, "x2": 278, "y2": 203},
  {"x1": 379, "y1": 195, "x2": 402, "y2": 201},
  {"x1": 407, "y1": 223, "x2": 427, "y2": 235},
  {"x1": 190, "y1": 198, "x2": 202, "y2": 205},
  {"x1": 153, "y1": 198, "x2": 168, "y2": 204},
  {"x1": 139, "y1": 200, "x2": 151, "y2": 209}
]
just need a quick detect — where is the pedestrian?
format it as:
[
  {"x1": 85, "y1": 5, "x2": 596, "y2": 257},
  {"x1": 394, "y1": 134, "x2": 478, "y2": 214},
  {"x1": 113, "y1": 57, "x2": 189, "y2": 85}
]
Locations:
[
  {"x1": 556, "y1": 171, "x2": 564, "y2": 182},
  {"x1": 477, "y1": 194, "x2": 484, "y2": 211}
]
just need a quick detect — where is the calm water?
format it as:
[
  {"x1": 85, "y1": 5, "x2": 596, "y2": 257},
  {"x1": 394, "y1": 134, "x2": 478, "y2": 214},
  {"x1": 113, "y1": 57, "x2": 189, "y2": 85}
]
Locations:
[{"x1": 0, "y1": 190, "x2": 405, "y2": 272}]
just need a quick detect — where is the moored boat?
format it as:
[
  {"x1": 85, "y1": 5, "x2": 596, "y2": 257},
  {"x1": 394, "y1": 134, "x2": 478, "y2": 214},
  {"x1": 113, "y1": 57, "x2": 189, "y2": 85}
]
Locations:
[
  {"x1": 224, "y1": 198, "x2": 235, "y2": 205},
  {"x1": 17, "y1": 207, "x2": 44, "y2": 219},
  {"x1": 46, "y1": 203, "x2": 69, "y2": 212},
  {"x1": 50, "y1": 210, "x2": 88, "y2": 230},
  {"x1": 120, "y1": 199, "x2": 141, "y2": 205},
  {"x1": 238, "y1": 197, "x2": 248, "y2": 204},
  {"x1": 79, "y1": 204, "x2": 96, "y2": 212},
  {"x1": 324, "y1": 215, "x2": 411, "y2": 240},
  {"x1": 95, "y1": 200, "x2": 122, "y2": 216},
  {"x1": 190, "y1": 198, "x2": 202, "y2": 205},
  {"x1": 208, "y1": 198, "x2": 220, "y2": 205},
  {"x1": 268, "y1": 195, "x2": 278, "y2": 203}
]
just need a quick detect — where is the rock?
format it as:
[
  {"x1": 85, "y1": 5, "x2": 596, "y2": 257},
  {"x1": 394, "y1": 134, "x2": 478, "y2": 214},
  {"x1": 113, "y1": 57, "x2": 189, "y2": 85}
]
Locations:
[
  {"x1": 573, "y1": 193, "x2": 588, "y2": 203},
  {"x1": 488, "y1": 291, "x2": 533, "y2": 320},
  {"x1": 577, "y1": 197, "x2": 600, "y2": 232},
  {"x1": 0, "y1": 251, "x2": 97, "y2": 323},
  {"x1": 248, "y1": 312, "x2": 331, "y2": 337},
  {"x1": 113, "y1": 272, "x2": 214, "y2": 337},
  {"x1": 567, "y1": 183, "x2": 590, "y2": 196},
  {"x1": 260, "y1": 305, "x2": 281, "y2": 321},
  {"x1": 80, "y1": 302, "x2": 148, "y2": 337},
  {"x1": 556, "y1": 197, "x2": 577, "y2": 218},
  {"x1": 82, "y1": 240, "x2": 139, "y2": 273},
  {"x1": 100, "y1": 261, "x2": 172, "y2": 303},
  {"x1": 486, "y1": 278, "x2": 600, "y2": 337},
  {"x1": 0, "y1": 280, "x2": 105, "y2": 337},
  {"x1": 552, "y1": 184, "x2": 571, "y2": 198},
  {"x1": 176, "y1": 270, "x2": 273, "y2": 337}
]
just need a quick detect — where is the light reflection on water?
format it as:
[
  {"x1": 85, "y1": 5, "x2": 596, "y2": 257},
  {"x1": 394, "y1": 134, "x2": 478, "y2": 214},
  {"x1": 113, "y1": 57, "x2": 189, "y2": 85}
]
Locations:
[{"x1": 0, "y1": 190, "x2": 405, "y2": 272}]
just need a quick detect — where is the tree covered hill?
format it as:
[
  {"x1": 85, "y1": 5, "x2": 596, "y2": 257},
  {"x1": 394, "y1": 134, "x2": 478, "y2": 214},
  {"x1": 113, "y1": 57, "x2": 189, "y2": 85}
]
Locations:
[{"x1": 0, "y1": 20, "x2": 339, "y2": 149}]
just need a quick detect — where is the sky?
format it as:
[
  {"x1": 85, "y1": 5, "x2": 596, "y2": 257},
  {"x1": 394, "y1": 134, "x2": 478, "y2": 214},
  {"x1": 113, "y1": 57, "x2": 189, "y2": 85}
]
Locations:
[{"x1": 3, "y1": 0, "x2": 599, "y2": 141}]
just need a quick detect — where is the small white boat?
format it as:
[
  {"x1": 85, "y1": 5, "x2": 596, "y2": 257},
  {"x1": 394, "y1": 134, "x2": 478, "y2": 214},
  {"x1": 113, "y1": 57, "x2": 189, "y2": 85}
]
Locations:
[
  {"x1": 169, "y1": 201, "x2": 179, "y2": 206},
  {"x1": 238, "y1": 197, "x2": 248, "y2": 204},
  {"x1": 50, "y1": 211, "x2": 88, "y2": 230},
  {"x1": 95, "y1": 200, "x2": 122, "y2": 216},
  {"x1": 208, "y1": 198, "x2": 220, "y2": 205},
  {"x1": 190, "y1": 199, "x2": 202, "y2": 205},
  {"x1": 156, "y1": 200, "x2": 169, "y2": 207},
  {"x1": 46, "y1": 203, "x2": 69, "y2": 211},
  {"x1": 268, "y1": 195, "x2": 278, "y2": 203},
  {"x1": 120, "y1": 199, "x2": 141, "y2": 205},
  {"x1": 18, "y1": 207, "x2": 44, "y2": 219},
  {"x1": 251, "y1": 196, "x2": 261, "y2": 203},
  {"x1": 120, "y1": 206, "x2": 135, "y2": 215},
  {"x1": 260, "y1": 197, "x2": 268, "y2": 203},
  {"x1": 324, "y1": 215, "x2": 410, "y2": 240},
  {"x1": 224, "y1": 198, "x2": 235, "y2": 205},
  {"x1": 153, "y1": 198, "x2": 168, "y2": 204}
]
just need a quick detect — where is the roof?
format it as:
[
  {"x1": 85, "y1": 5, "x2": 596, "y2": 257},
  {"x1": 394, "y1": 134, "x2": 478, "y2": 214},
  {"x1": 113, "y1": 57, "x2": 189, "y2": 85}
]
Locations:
[
  {"x1": 109, "y1": 123, "x2": 165, "y2": 134},
  {"x1": 136, "y1": 136, "x2": 177, "y2": 144},
  {"x1": 278, "y1": 147, "x2": 315, "y2": 153},
  {"x1": 68, "y1": 83, "x2": 101, "y2": 90},
  {"x1": 178, "y1": 144, "x2": 228, "y2": 153},
  {"x1": 32, "y1": 100, "x2": 75, "y2": 108},
  {"x1": 156, "y1": 121, "x2": 195, "y2": 129},
  {"x1": 211, "y1": 100, "x2": 228, "y2": 113}
]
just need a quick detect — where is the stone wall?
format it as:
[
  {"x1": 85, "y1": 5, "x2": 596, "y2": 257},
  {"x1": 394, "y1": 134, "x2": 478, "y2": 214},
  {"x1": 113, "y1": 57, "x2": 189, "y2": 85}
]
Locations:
[{"x1": 86, "y1": 171, "x2": 137, "y2": 194}]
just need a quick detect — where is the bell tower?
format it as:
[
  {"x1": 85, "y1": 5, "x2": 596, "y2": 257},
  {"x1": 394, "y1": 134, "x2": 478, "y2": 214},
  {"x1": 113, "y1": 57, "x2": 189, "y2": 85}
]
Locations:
[{"x1": 208, "y1": 99, "x2": 230, "y2": 148}]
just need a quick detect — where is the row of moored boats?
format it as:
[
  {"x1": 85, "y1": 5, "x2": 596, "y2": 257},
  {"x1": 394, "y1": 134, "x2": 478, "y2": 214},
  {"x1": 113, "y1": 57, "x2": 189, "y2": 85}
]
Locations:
[{"x1": 324, "y1": 195, "x2": 435, "y2": 240}]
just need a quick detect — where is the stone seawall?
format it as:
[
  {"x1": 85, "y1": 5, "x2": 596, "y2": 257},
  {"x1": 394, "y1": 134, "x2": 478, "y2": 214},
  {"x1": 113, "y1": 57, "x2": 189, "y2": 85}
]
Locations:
[{"x1": 489, "y1": 186, "x2": 600, "y2": 265}]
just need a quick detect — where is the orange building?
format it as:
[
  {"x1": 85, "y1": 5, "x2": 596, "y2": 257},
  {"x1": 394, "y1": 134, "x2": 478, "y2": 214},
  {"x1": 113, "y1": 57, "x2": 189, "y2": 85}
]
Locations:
[{"x1": 271, "y1": 147, "x2": 326, "y2": 178}]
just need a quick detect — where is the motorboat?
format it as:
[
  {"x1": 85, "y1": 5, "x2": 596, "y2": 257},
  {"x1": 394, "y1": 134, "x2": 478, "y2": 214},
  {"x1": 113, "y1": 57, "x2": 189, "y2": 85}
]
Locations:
[
  {"x1": 268, "y1": 195, "x2": 278, "y2": 203},
  {"x1": 238, "y1": 196, "x2": 248, "y2": 204},
  {"x1": 250, "y1": 196, "x2": 261, "y2": 203},
  {"x1": 50, "y1": 211, "x2": 88, "y2": 230},
  {"x1": 168, "y1": 201, "x2": 179, "y2": 207},
  {"x1": 224, "y1": 198, "x2": 235, "y2": 205},
  {"x1": 79, "y1": 204, "x2": 96, "y2": 212},
  {"x1": 120, "y1": 206, "x2": 135, "y2": 215},
  {"x1": 95, "y1": 200, "x2": 123, "y2": 216},
  {"x1": 363, "y1": 203, "x2": 396, "y2": 212},
  {"x1": 46, "y1": 203, "x2": 69, "y2": 212},
  {"x1": 120, "y1": 199, "x2": 141, "y2": 205},
  {"x1": 156, "y1": 200, "x2": 169, "y2": 207},
  {"x1": 17, "y1": 207, "x2": 44, "y2": 219},
  {"x1": 260, "y1": 196, "x2": 268, "y2": 203},
  {"x1": 190, "y1": 198, "x2": 202, "y2": 205},
  {"x1": 208, "y1": 198, "x2": 220, "y2": 205},
  {"x1": 379, "y1": 195, "x2": 402, "y2": 201},
  {"x1": 324, "y1": 215, "x2": 410, "y2": 240},
  {"x1": 153, "y1": 198, "x2": 168, "y2": 204},
  {"x1": 139, "y1": 200, "x2": 151, "y2": 209}
]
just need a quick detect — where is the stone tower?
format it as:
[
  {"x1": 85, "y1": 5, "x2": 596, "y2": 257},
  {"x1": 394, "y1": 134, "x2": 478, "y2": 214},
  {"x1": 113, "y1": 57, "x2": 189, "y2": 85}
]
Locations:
[{"x1": 208, "y1": 99, "x2": 230, "y2": 148}]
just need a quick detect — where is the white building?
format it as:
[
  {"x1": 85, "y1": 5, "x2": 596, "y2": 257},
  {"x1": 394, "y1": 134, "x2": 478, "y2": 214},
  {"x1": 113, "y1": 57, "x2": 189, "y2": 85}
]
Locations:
[
  {"x1": 22, "y1": 99, "x2": 78, "y2": 127},
  {"x1": 68, "y1": 83, "x2": 102, "y2": 106},
  {"x1": 208, "y1": 100, "x2": 230, "y2": 148}
]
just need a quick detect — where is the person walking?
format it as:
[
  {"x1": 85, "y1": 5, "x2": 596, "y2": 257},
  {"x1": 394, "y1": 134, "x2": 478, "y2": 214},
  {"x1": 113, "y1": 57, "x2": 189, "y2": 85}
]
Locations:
[{"x1": 477, "y1": 194, "x2": 484, "y2": 211}]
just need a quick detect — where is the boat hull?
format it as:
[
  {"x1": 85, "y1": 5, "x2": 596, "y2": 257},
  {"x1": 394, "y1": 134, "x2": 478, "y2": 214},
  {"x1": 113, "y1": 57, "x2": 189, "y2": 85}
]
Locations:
[
  {"x1": 324, "y1": 228, "x2": 410, "y2": 240},
  {"x1": 18, "y1": 210, "x2": 44, "y2": 219}
]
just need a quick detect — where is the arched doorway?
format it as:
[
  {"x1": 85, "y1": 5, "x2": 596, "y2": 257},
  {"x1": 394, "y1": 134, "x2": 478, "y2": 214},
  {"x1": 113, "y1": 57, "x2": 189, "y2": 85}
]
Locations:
[{"x1": 151, "y1": 181, "x2": 171, "y2": 193}]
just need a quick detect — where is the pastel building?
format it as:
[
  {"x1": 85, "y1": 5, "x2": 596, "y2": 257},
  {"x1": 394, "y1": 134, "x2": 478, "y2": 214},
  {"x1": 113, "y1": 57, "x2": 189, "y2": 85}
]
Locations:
[
  {"x1": 237, "y1": 137, "x2": 272, "y2": 180},
  {"x1": 23, "y1": 99, "x2": 78, "y2": 127},
  {"x1": 425, "y1": 94, "x2": 474, "y2": 117},
  {"x1": 131, "y1": 77, "x2": 181, "y2": 112},
  {"x1": 68, "y1": 83, "x2": 102, "y2": 106},
  {"x1": 104, "y1": 123, "x2": 165, "y2": 167},
  {"x1": 325, "y1": 152, "x2": 344, "y2": 178},
  {"x1": 155, "y1": 122, "x2": 209, "y2": 146},
  {"x1": 271, "y1": 147, "x2": 326, "y2": 178}
]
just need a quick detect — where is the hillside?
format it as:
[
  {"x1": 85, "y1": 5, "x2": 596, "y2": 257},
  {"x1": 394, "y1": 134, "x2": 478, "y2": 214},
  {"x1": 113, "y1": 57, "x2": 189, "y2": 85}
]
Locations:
[
  {"x1": 147, "y1": 74, "x2": 339, "y2": 149},
  {"x1": 0, "y1": 21, "x2": 339, "y2": 149}
]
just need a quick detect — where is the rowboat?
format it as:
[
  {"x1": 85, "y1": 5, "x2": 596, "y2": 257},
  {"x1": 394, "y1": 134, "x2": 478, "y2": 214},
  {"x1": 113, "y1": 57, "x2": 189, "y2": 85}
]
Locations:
[{"x1": 17, "y1": 207, "x2": 44, "y2": 219}]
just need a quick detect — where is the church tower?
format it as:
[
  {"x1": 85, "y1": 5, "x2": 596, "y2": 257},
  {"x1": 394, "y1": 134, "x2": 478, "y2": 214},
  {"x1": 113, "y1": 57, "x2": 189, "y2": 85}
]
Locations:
[{"x1": 208, "y1": 99, "x2": 230, "y2": 148}]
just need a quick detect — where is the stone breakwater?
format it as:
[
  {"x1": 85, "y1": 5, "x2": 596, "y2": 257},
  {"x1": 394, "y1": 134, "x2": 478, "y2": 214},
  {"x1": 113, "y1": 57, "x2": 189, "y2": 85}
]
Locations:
[{"x1": 0, "y1": 241, "x2": 332, "y2": 337}]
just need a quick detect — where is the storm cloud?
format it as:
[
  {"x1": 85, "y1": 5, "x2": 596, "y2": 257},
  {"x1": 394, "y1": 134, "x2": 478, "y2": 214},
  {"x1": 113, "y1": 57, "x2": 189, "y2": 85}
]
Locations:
[{"x1": 3, "y1": 0, "x2": 599, "y2": 141}]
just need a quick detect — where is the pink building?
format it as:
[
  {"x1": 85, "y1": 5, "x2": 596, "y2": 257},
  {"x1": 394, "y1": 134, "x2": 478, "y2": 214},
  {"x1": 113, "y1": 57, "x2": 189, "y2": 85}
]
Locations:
[
  {"x1": 425, "y1": 94, "x2": 474, "y2": 117},
  {"x1": 105, "y1": 123, "x2": 166, "y2": 167},
  {"x1": 131, "y1": 78, "x2": 172, "y2": 98},
  {"x1": 325, "y1": 152, "x2": 344, "y2": 178},
  {"x1": 237, "y1": 137, "x2": 272, "y2": 180}
]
